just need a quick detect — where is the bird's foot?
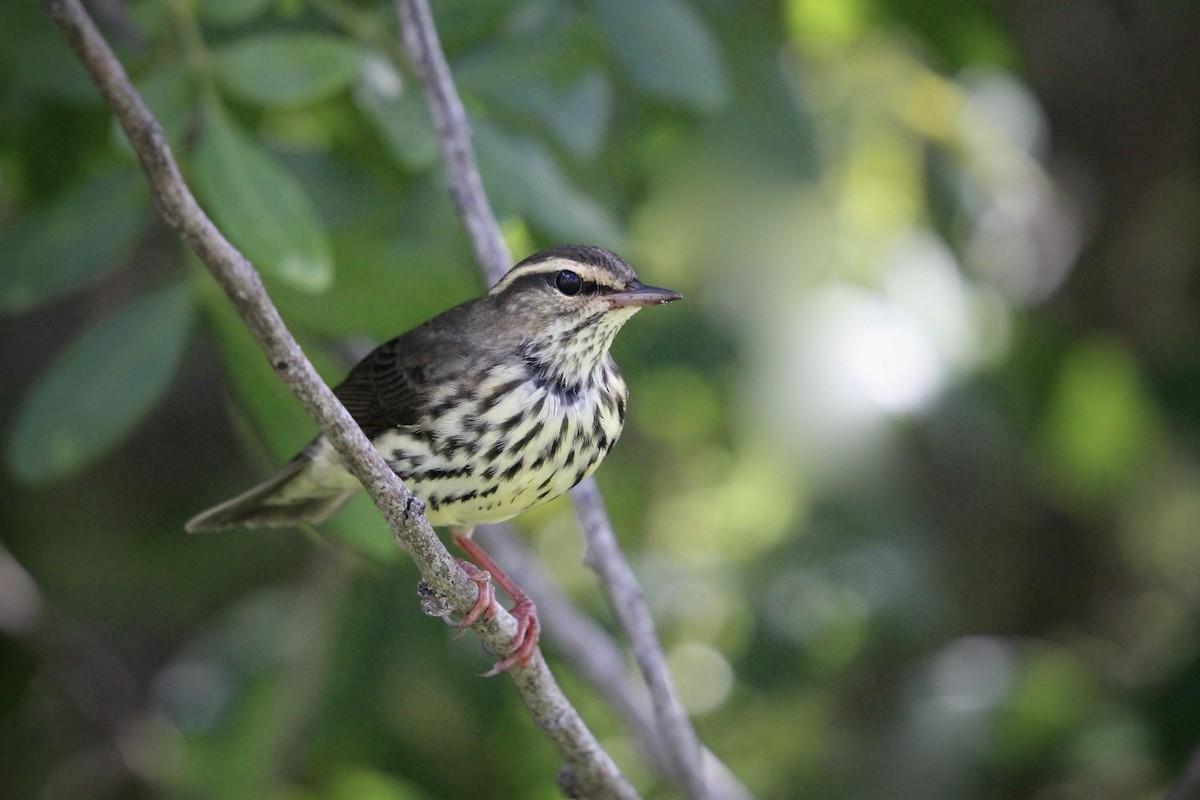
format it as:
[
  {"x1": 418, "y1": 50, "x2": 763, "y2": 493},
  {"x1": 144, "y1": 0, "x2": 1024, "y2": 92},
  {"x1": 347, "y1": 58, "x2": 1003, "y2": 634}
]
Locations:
[
  {"x1": 479, "y1": 596, "x2": 539, "y2": 677},
  {"x1": 453, "y1": 559, "x2": 498, "y2": 639},
  {"x1": 452, "y1": 532, "x2": 542, "y2": 676}
]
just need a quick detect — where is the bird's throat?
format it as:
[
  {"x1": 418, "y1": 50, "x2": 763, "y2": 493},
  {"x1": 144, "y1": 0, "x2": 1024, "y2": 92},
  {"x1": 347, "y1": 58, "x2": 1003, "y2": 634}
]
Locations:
[{"x1": 518, "y1": 309, "x2": 635, "y2": 399}]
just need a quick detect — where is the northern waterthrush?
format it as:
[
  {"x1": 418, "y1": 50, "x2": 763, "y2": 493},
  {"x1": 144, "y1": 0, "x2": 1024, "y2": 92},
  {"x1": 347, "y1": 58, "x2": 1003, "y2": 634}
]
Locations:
[{"x1": 187, "y1": 245, "x2": 681, "y2": 672}]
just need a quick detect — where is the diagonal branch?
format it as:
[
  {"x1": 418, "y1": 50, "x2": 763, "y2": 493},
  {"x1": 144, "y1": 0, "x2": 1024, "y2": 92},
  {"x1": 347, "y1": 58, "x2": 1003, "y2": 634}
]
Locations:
[
  {"x1": 395, "y1": 0, "x2": 510, "y2": 284},
  {"x1": 478, "y1": 524, "x2": 755, "y2": 800},
  {"x1": 392, "y1": 0, "x2": 717, "y2": 797},
  {"x1": 43, "y1": 1, "x2": 636, "y2": 797},
  {"x1": 571, "y1": 479, "x2": 713, "y2": 799}
]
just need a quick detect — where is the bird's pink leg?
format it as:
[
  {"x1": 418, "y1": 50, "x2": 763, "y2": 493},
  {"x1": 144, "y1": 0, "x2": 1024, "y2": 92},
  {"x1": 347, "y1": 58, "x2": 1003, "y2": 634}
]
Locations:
[
  {"x1": 453, "y1": 558, "x2": 497, "y2": 632},
  {"x1": 454, "y1": 533, "x2": 540, "y2": 676}
]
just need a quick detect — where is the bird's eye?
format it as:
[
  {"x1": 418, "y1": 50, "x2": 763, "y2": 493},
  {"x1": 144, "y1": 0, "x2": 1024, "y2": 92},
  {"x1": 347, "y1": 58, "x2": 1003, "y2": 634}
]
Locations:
[{"x1": 555, "y1": 270, "x2": 582, "y2": 296}]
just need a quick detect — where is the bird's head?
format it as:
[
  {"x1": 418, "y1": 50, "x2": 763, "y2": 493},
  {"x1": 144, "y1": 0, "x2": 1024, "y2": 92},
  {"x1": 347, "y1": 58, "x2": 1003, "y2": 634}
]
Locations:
[{"x1": 486, "y1": 245, "x2": 681, "y2": 383}]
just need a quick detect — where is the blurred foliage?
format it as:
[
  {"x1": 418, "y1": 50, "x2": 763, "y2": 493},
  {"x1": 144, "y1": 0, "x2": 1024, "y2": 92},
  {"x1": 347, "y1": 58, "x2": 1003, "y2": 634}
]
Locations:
[{"x1": 3, "y1": 0, "x2": 1200, "y2": 798}]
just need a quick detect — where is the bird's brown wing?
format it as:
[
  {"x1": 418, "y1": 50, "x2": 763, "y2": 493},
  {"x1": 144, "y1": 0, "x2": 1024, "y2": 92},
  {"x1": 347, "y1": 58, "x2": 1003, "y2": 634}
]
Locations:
[
  {"x1": 333, "y1": 334, "x2": 430, "y2": 441},
  {"x1": 332, "y1": 299, "x2": 511, "y2": 441}
]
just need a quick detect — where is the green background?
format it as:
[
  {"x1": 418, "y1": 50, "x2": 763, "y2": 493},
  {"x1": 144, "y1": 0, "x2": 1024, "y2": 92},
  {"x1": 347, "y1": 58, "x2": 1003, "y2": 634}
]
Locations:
[{"x1": 3, "y1": 0, "x2": 1200, "y2": 797}]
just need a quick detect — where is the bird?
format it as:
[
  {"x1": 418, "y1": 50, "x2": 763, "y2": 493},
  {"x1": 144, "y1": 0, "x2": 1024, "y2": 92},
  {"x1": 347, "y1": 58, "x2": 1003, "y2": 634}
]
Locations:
[{"x1": 186, "y1": 244, "x2": 681, "y2": 673}]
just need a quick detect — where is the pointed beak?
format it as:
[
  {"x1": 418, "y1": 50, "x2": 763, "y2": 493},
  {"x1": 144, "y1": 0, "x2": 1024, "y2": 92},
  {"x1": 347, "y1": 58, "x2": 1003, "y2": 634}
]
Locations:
[{"x1": 606, "y1": 280, "x2": 683, "y2": 309}]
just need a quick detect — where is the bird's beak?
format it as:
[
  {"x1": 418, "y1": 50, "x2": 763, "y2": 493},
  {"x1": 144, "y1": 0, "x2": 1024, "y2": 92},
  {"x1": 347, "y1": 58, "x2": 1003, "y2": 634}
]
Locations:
[{"x1": 606, "y1": 280, "x2": 683, "y2": 309}]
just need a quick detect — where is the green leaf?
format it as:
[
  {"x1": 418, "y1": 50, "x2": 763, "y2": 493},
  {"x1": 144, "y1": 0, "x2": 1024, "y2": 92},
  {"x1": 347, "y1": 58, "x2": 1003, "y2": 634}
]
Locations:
[
  {"x1": 468, "y1": 69, "x2": 611, "y2": 160},
  {"x1": 212, "y1": 33, "x2": 368, "y2": 106},
  {"x1": 200, "y1": 277, "x2": 317, "y2": 459},
  {"x1": 200, "y1": 277, "x2": 401, "y2": 562},
  {"x1": 280, "y1": 152, "x2": 400, "y2": 231},
  {"x1": 451, "y1": 8, "x2": 610, "y2": 158},
  {"x1": 353, "y1": 54, "x2": 439, "y2": 170},
  {"x1": 197, "y1": 0, "x2": 271, "y2": 27},
  {"x1": 475, "y1": 122, "x2": 624, "y2": 248},
  {"x1": 590, "y1": 0, "x2": 728, "y2": 111},
  {"x1": 451, "y1": 10, "x2": 596, "y2": 94},
  {"x1": 523, "y1": 71, "x2": 612, "y2": 159},
  {"x1": 111, "y1": 64, "x2": 193, "y2": 154},
  {"x1": 6, "y1": 283, "x2": 193, "y2": 485},
  {"x1": 193, "y1": 105, "x2": 334, "y2": 293},
  {"x1": 0, "y1": 1, "x2": 97, "y2": 104},
  {"x1": 0, "y1": 166, "x2": 149, "y2": 315}
]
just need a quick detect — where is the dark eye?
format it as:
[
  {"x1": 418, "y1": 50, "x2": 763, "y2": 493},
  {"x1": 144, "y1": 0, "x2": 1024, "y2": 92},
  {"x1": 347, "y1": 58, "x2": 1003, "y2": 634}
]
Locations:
[{"x1": 555, "y1": 269, "x2": 582, "y2": 296}]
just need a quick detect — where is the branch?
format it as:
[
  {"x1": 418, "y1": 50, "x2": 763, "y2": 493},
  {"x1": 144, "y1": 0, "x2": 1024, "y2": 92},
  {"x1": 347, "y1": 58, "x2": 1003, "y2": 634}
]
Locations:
[
  {"x1": 392, "y1": 1, "x2": 717, "y2": 797},
  {"x1": 478, "y1": 525, "x2": 755, "y2": 800},
  {"x1": 43, "y1": 1, "x2": 636, "y2": 797},
  {"x1": 395, "y1": 0, "x2": 509, "y2": 284},
  {"x1": 571, "y1": 480, "x2": 712, "y2": 799}
]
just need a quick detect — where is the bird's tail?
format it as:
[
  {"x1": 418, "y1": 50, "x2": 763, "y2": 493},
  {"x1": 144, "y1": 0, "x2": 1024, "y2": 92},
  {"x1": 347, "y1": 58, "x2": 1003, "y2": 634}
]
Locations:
[{"x1": 185, "y1": 453, "x2": 358, "y2": 532}]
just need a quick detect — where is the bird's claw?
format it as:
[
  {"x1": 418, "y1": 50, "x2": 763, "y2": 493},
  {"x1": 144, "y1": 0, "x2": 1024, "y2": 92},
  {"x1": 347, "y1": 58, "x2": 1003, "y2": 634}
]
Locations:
[
  {"x1": 454, "y1": 560, "x2": 497, "y2": 640},
  {"x1": 450, "y1": 534, "x2": 541, "y2": 676},
  {"x1": 479, "y1": 598, "x2": 539, "y2": 677}
]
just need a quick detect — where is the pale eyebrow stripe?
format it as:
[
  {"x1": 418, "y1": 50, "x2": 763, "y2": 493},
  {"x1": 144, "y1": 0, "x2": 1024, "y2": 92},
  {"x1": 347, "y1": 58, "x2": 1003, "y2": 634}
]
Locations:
[{"x1": 488, "y1": 258, "x2": 612, "y2": 295}]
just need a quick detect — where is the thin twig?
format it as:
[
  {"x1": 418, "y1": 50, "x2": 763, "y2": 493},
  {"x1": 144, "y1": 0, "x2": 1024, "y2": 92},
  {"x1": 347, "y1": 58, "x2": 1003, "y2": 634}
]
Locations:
[
  {"x1": 394, "y1": 0, "x2": 509, "y2": 283},
  {"x1": 391, "y1": 0, "x2": 716, "y2": 796},
  {"x1": 43, "y1": 1, "x2": 636, "y2": 796},
  {"x1": 478, "y1": 525, "x2": 755, "y2": 800},
  {"x1": 571, "y1": 480, "x2": 711, "y2": 800},
  {"x1": 475, "y1": 525, "x2": 664, "y2": 755}
]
